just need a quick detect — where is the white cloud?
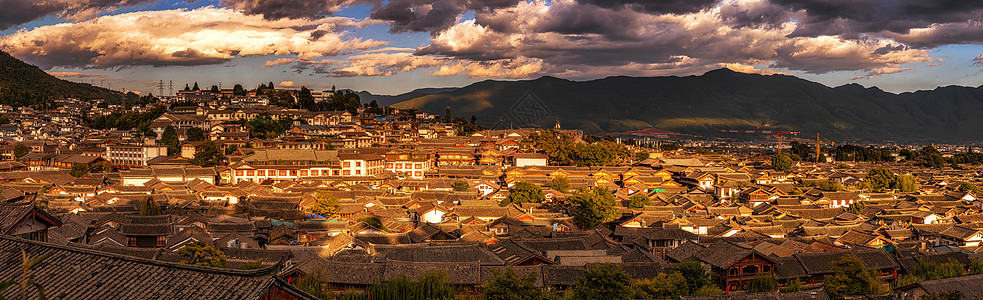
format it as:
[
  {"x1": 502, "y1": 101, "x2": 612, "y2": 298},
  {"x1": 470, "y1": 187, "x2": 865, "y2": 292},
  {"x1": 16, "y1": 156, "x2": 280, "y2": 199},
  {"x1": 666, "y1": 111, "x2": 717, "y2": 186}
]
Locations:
[{"x1": 0, "y1": 7, "x2": 387, "y2": 69}]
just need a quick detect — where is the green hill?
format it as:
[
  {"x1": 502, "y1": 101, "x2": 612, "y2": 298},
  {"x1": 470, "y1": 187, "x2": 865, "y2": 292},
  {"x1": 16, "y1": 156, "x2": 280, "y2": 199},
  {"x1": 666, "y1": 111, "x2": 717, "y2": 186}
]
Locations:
[
  {"x1": 0, "y1": 50, "x2": 131, "y2": 107},
  {"x1": 391, "y1": 69, "x2": 983, "y2": 143}
]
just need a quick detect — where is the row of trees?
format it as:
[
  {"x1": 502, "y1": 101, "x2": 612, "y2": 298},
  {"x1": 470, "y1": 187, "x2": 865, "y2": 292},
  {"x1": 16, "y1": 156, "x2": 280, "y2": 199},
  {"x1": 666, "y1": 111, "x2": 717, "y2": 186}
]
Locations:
[
  {"x1": 855, "y1": 166, "x2": 918, "y2": 192},
  {"x1": 85, "y1": 106, "x2": 166, "y2": 137},
  {"x1": 521, "y1": 130, "x2": 631, "y2": 167},
  {"x1": 498, "y1": 181, "x2": 620, "y2": 229}
]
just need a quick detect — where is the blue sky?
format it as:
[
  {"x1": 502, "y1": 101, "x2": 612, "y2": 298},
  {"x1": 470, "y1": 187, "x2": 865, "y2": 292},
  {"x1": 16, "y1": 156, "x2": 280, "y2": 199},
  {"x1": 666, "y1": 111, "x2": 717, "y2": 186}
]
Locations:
[{"x1": 1, "y1": 0, "x2": 982, "y2": 95}]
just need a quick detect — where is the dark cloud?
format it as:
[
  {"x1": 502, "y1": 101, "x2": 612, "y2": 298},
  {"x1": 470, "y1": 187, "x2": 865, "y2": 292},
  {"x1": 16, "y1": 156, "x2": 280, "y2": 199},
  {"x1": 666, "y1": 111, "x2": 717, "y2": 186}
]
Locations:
[
  {"x1": 769, "y1": 0, "x2": 983, "y2": 38},
  {"x1": 219, "y1": 0, "x2": 368, "y2": 20},
  {"x1": 0, "y1": 0, "x2": 154, "y2": 30},
  {"x1": 575, "y1": 0, "x2": 718, "y2": 14},
  {"x1": 371, "y1": 0, "x2": 465, "y2": 33}
]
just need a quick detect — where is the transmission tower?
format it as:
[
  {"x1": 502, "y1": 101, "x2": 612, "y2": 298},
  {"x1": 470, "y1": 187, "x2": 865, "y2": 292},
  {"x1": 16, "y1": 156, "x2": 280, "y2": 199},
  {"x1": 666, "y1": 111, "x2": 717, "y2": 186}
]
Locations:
[
  {"x1": 158, "y1": 80, "x2": 164, "y2": 96},
  {"x1": 168, "y1": 80, "x2": 174, "y2": 96}
]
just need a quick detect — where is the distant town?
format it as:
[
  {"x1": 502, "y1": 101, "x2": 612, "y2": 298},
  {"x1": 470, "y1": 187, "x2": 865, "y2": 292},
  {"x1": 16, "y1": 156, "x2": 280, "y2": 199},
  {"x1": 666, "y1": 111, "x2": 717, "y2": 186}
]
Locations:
[{"x1": 0, "y1": 83, "x2": 979, "y2": 300}]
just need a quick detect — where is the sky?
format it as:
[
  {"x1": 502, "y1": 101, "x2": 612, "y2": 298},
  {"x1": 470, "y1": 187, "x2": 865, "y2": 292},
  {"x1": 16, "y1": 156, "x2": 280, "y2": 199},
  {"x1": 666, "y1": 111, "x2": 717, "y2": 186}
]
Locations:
[{"x1": 1, "y1": 0, "x2": 983, "y2": 95}]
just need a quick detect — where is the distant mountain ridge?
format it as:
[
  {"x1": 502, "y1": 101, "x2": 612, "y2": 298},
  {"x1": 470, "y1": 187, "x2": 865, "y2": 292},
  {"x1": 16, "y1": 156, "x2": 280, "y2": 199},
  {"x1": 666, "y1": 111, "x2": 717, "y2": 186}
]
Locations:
[
  {"x1": 0, "y1": 50, "x2": 129, "y2": 106},
  {"x1": 391, "y1": 69, "x2": 983, "y2": 143},
  {"x1": 356, "y1": 88, "x2": 458, "y2": 107}
]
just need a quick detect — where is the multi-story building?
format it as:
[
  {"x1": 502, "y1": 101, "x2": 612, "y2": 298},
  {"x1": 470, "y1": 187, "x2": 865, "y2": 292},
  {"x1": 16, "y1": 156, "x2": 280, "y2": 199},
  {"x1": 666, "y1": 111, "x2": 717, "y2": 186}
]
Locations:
[
  {"x1": 339, "y1": 153, "x2": 385, "y2": 177},
  {"x1": 230, "y1": 149, "x2": 384, "y2": 183},
  {"x1": 106, "y1": 145, "x2": 167, "y2": 166},
  {"x1": 385, "y1": 150, "x2": 434, "y2": 179}
]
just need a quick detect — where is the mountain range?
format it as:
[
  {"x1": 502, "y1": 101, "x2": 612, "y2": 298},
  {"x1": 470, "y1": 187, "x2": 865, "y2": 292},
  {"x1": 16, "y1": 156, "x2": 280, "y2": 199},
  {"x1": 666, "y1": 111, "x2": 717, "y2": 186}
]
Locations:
[
  {"x1": 391, "y1": 69, "x2": 983, "y2": 143},
  {"x1": 0, "y1": 50, "x2": 130, "y2": 107},
  {"x1": 356, "y1": 88, "x2": 458, "y2": 107}
]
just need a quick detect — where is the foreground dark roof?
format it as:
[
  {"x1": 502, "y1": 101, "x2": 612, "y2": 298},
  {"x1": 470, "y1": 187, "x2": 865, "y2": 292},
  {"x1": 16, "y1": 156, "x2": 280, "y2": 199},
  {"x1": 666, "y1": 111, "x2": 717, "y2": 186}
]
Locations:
[{"x1": 0, "y1": 235, "x2": 285, "y2": 299}]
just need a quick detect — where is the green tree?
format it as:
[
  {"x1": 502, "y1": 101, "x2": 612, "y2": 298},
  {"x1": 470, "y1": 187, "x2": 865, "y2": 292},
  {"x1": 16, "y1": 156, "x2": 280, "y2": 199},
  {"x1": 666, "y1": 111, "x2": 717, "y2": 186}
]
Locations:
[
  {"x1": 298, "y1": 86, "x2": 315, "y2": 110},
  {"x1": 294, "y1": 273, "x2": 329, "y2": 299},
  {"x1": 452, "y1": 180, "x2": 470, "y2": 192},
  {"x1": 139, "y1": 197, "x2": 162, "y2": 216},
  {"x1": 548, "y1": 176, "x2": 570, "y2": 193},
  {"x1": 501, "y1": 181, "x2": 546, "y2": 206},
  {"x1": 0, "y1": 115, "x2": 9, "y2": 125},
  {"x1": 781, "y1": 278, "x2": 803, "y2": 292},
  {"x1": 672, "y1": 259, "x2": 712, "y2": 295},
  {"x1": 635, "y1": 151, "x2": 650, "y2": 161},
  {"x1": 88, "y1": 161, "x2": 113, "y2": 173},
  {"x1": 630, "y1": 272, "x2": 688, "y2": 299},
  {"x1": 897, "y1": 174, "x2": 919, "y2": 193},
  {"x1": 771, "y1": 153, "x2": 793, "y2": 172},
  {"x1": 160, "y1": 125, "x2": 179, "y2": 155},
  {"x1": 177, "y1": 241, "x2": 227, "y2": 268},
  {"x1": 368, "y1": 271, "x2": 453, "y2": 300},
  {"x1": 745, "y1": 276, "x2": 777, "y2": 293},
  {"x1": 189, "y1": 141, "x2": 225, "y2": 167},
  {"x1": 959, "y1": 182, "x2": 979, "y2": 194},
  {"x1": 847, "y1": 201, "x2": 866, "y2": 214},
  {"x1": 186, "y1": 127, "x2": 207, "y2": 141},
  {"x1": 13, "y1": 144, "x2": 29, "y2": 158},
  {"x1": 232, "y1": 84, "x2": 246, "y2": 96},
  {"x1": 627, "y1": 193, "x2": 652, "y2": 209},
  {"x1": 568, "y1": 187, "x2": 618, "y2": 229},
  {"x1": 572, "y1": 263, "x2": 631, "y2": 300},
  {"x1": 867, "y1": 167, "x2": 897, "y2": 192},
  {"x1": 310, "y1": 190, "x2": 340, "y2": 218},
  {"x1": 192, "y1": 82, "x2": 200, "y2": 91},
  {"x1": 70, "y1": 164, "x2": 89, "y2": 177},
  {"x1": 209, "y1": 85, "x2": 219, "y2": 93},
  {"x1": 824, "y1": 254, "x2": 887, "y2": 299},
  {"x1": 484, "y1": 268, "x2": 557, "y2": 300}
]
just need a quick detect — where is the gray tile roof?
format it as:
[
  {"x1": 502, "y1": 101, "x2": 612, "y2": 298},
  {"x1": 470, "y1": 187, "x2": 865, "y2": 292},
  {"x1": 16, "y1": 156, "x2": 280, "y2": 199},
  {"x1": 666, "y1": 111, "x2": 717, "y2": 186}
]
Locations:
[{"x1": 0, "y1": 235, "x2": 286, "y2": 299}]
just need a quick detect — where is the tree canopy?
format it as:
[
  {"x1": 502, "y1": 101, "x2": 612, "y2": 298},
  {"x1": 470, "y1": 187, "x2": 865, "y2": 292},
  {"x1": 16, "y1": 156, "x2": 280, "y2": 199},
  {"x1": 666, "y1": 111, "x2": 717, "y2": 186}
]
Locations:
[
  {"x1": 310, "y1": 190, "x2": 340, "y2": 218},
  {"x1": 139, "y1": 197, "x2": 162, "y2": 216},
  {"x1": 628, "y1": 193, "x2": 652, "y2": 209},
  {"x1": 571, "y1": 263, "x2": 631, "y2": 300},
  {"x1": 484, "y1": 268, "x2": 558, "y2": 300},
  {"x1": 521, "y1": 129, "x2": 631, "y2": 167},
  {"x1": 189, "y1": 140, "x2": 225, "y2": 167},
  {"x1": 177, "y1": 241, "x2": 227, "y2": 268},
  {"x1": 500, "y1": 181, "x2": 545, "y2": 206},
  {"x1": 568, "y1": 187, "x2": 618, "y2": 229},
  {"x1": 824, "y1": 254, "x2": 887, "y2": 299},
  {"x1": 771, "y1": 153, "x2": 793, "y2": 172}
]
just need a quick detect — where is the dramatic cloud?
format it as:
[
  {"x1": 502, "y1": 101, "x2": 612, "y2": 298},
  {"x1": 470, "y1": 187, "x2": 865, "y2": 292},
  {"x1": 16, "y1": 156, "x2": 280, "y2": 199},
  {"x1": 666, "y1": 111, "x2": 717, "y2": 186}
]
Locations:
[
  {"x1": 576, "y1": 0, "x2": 718, "y2": 15},
  {"x1": 414, "y1": 0, "x2": 940, "y2": 79},
  {"x1": 0, "y1": 0, "x2": 155, "y2": 30},
  {"x1": 769, "y1": 0, "x2": 983, "y2": 39},
  {"x1": 220, "y1": 0, "x2": 365, "y2": 20},
  {"x1": 268, "y1": 51, "x2": 543, "y2": 78},
  {"x1": 0, "y1": 7, "x2": 386, "y2": 69}
]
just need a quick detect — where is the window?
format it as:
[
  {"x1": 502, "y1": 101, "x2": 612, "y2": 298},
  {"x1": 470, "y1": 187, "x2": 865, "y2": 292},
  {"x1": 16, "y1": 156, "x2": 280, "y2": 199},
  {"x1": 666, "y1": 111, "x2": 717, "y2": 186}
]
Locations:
[
  {"x1": 236, "y1": 170, "x2": 244, "y2": 176},
  {"x1": 742, "y1": 265, "x2": 758, "y2": 274},
  {"x1": 762, "y1": 265, "x2": 771, "y2": 272},
  {"x1": 730, "y1": 268, "x2": 738, "y2": 275},
  {"x1": 246, "y1": 170, "x2": 254, "y2": 176}
]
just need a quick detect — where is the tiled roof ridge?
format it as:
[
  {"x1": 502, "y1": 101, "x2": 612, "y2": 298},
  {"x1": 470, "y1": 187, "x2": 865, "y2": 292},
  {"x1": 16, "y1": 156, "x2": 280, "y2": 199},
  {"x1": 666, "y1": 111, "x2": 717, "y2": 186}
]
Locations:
[{"x1": 0, "y1": 234, "x2": 283, "y2": 277}]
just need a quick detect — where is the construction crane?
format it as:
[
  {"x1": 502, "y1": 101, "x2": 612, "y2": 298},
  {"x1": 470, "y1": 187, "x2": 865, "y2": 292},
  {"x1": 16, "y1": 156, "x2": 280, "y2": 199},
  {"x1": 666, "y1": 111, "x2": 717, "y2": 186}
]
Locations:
[
  {"x1": 768, "y1": 133, "x2": 834, "y2": 163},
  {"x1": 718, "y1": 129, "x2": 799, "y2": 154}
]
